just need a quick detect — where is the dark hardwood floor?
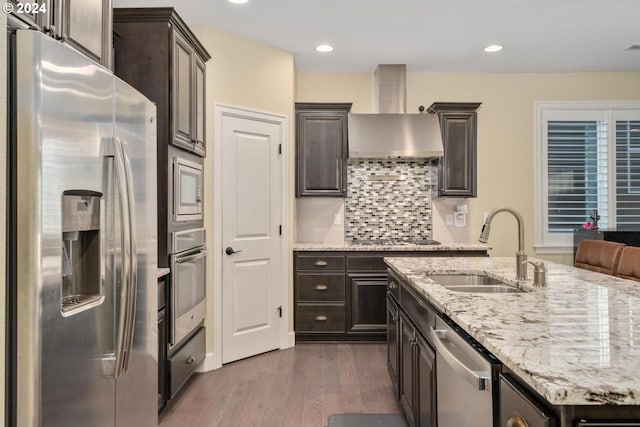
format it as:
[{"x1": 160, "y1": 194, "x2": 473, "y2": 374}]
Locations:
[{"x1": 159, "y1": 343, "x2": 401, "y2": 427}]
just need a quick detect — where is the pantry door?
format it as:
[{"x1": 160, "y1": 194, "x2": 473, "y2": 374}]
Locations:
[{"x1": 220, "y1": 107, "x2": 285, "y2": 364}]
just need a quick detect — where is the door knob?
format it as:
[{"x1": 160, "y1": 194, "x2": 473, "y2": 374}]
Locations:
[{"x1": 225, "y1": 247, "x2": 242, "y2": 255}]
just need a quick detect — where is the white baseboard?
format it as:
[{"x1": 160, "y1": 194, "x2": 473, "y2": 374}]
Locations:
[
  {"x1": 195, "y1": 352, "x2": 220, "y2": 372},
  {"x1": 197, "y1": 333, "x2": 295, "y2": 373},
  {"x1": 286, "y1": 331, "x2": 296, "y2": 349}
]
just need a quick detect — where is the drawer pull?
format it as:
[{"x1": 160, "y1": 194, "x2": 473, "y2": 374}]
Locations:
[
  {"x1": 505, "y1": 413, "x2": 527, "y2": 427},
  {"x1": 314, "y1": 284, "x2": 328, "y2": 291},
  {"x1": 185, "y1": 356, "x2": 196, "y2": 365},
  {"x1": 314, "y1": 315, "x2": 328, "y2": 322},
  {"x1": 389, "y1": 281, "x2": 398, "y2": 290},
  {"x1": 314, "y1": 260, "x2": 328, "y2": 267}
]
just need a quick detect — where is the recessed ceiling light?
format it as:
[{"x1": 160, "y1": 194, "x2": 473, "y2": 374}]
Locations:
[
  {"x1": 228, "y1": 0, "x2": 248, "y2": 4},
  {"x1": 316, "y1": 44, "x2": 334, "y2": 53},
  {"x1": 484, "y1": 44, "x2": 504, "y2": 53}
]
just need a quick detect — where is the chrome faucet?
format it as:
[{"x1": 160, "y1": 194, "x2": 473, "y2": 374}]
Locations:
[{"x1": 478, "y1": 207, "x2": 528, "y2": 281}]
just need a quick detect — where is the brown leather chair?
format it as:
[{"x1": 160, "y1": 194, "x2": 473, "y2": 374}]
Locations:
[
  {"x1": 615, "y1": 246, "x2": 640, "y2": 282},
  {"x1": 574, "y1": 239, "x2": 626, "y2": 275}
]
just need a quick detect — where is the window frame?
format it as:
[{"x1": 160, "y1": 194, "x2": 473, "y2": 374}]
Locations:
[{"x1": 534, "y1": 102, "x2": 640, "y2": 254}]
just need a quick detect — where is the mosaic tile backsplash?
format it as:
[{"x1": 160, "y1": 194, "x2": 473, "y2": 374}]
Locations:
[{"x1": 345, "y1": 160, "x2": 435, "y2": 242}]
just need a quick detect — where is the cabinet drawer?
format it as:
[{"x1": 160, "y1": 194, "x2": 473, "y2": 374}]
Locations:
[
  {"x1": 296, "y1": 254, "x2": 345, "y2": 271},
  {"x1": 347, "y1": 255, "x2": 386, "y2": 271},
  {"x1": 500, "y1": 374, "x2": 555, "y2": 427},
  {"x1": 296, "y1": 274, "x2": 345, "y2": 302},
  {"x1": 387, "y1": 271, "x2": 401, "y2": 302},
  {"x1": 400, "y1": 281, "x2": 436, "y2": 339},
  {"x1": 168, "y1": 327, "x2": 205, "y2": 398},
  {"x1": 296, "y1": 304, "x2": 345, "y2": 333},
  {"x1": 158, "y1": 277, "x2": 167, "y2": 310}
]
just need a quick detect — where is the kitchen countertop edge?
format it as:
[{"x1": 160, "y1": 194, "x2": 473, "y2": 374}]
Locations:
[{"x1": 293, "y1": 242, "x2": 491, "y2": 252}]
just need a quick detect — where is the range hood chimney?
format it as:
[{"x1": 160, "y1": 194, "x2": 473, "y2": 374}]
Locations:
[{"x1": 348, "y1": 64, "x2": 444, "y2": 159}]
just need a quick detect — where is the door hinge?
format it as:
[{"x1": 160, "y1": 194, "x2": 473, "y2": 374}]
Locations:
[
  {"x1": 279, "y1": 225, "x2": 282, "y2": 235},
  {"x1": 278, "y1": 143, "x2": 282, "y2": 154},
  {"x1": 277, "y1": 306, "x2": 283, "y2": 318}
]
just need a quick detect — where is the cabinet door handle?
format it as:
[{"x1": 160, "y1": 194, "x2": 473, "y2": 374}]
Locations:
[
  {"x1": 314, "y1": 284, "x2": 328, "y2": 291},
  {"x1": 314, "y1": 260, "x2": 328, "y2": 267},
  {"x1": 314, "y1": 315, "x2": 328, "y2": 322},
  {"x1": 389, "y1": 281, "x2": 398, "y2": 290},
  {"x1": 185, "y1": 356, "x2": 196, "y2": 365},
  {"x1": 505, "y1": 413, "x2": 528, "y2": 427}
]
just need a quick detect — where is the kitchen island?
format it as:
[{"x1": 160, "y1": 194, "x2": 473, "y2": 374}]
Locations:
[{"x1": 386, "y1": 256, "x2": 640, "y2": 425}]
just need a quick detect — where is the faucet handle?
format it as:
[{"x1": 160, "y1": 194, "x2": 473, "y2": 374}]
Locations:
[{"x1": 523, "y1": 260, "x2": 548, "y2": 287}]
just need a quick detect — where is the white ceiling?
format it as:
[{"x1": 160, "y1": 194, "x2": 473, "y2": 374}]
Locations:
[{"x1": 112, "y1": 0, "x2": 640, "y2": 73}]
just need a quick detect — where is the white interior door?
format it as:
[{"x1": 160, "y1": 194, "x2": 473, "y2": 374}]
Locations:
[{"x1": 221, "y1": 113, "x2": 283, "y2": 364}]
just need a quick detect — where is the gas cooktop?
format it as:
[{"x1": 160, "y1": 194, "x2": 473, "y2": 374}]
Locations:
[{"x1": 350, "y1": 239, "x2": 441, "y2": 246}]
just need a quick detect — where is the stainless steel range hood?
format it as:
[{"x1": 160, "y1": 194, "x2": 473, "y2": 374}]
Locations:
[{"x1": 348, "y1": 64, "x2": 444, "y2": 159}]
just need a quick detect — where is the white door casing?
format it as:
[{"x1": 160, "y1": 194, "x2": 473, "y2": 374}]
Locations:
[{"x1": 214, "y1": 105, "x2": 288, "y2": 365}]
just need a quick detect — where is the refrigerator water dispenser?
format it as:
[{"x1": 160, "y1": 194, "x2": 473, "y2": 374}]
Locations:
[{"x1": 61, "y1": 190, "x2": 103, "y2": 315}]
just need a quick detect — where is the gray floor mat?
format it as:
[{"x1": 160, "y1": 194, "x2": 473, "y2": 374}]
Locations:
[{"x1": 327, "y1": 413, "x2": 407, "y2": 427}]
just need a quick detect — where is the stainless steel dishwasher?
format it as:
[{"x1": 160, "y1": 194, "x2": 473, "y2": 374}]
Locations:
[{"x1": 428, "y1": 314, "x2": 501, "y2": 427}]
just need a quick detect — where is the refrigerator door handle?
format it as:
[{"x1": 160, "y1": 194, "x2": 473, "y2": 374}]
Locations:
[
  {"x1": 120, "y1": 139, "x2": 138, "y2": 376},
  {"x1": 110, "y1": 137, "x2": 132, "y2": 379}
]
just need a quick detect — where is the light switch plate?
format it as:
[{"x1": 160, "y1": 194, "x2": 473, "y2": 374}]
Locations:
[
  {"x1": 446, "y1": 214, "x2": 454, "y2": 226},
  {"x1": 333, "y1": 213, "x2": 341, "y2": 225}
]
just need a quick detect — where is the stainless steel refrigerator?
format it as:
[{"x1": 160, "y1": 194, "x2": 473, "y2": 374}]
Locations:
[{"x1": 8, "y1": 29, "x2": 158, "y2": 427}]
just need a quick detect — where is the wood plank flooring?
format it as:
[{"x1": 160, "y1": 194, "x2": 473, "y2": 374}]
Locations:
[{"x1": 159, "y1": 343, "x2": 401, "y2": 427}]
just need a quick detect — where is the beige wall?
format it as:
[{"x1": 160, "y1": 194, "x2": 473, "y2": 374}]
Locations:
[
  {"x1": 297, "y1": 71, "x2": 640, "y2": 265},
  {"x1": 190, "y1": 25, "x2": 296, "y2": 352}
]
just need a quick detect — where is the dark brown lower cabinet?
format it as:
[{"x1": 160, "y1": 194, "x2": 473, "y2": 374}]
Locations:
[
  {"x1": 347, "y1": 273, "x2": 388, "y2": 334},
  {"x1": 157, "y1": 307, "x2": 167, "y2": 411},
  {"x1": 416, "y1": 333, "x2": 437, "y2": 427},
  {"x1": 395, "y1": 289, "x2": 436, "y2": 427},
  {"x1": 158, "y1": 274, "x2": 168, "y2": 411},
  {"x1": 294, "y1": 249, "x2": 488, "y2": 342},
  {"x1": 387, "y1": 294, "x2": 400, "y2": 399},
  {"x1": 400, "y1": 312, "x2": 416, "y2": 427}
]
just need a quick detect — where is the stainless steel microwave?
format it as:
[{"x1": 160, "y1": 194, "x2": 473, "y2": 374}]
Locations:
[{"x1": 173, "y1": 156, "x2": 203, "y2": 222}]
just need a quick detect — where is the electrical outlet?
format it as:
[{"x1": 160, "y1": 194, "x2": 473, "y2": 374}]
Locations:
[
  {"x1": 454, "y1": 212, "x2": 466, "y2": 228},
  {"x1": 446, "y1": 214, "x2": 454, "y2": 226},
  {"x1": 333, "y1": 213, "x2": 341, "y2": 225}
]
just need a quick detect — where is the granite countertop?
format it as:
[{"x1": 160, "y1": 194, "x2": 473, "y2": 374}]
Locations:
[
  {"x1": 385, "y1": 256, "x2": 640, "y2": 406},
  {"x1": 293, "y1": 242, "x2": 490, "y2": 252},
  {"x1": 157, "y1": 268, "x2": 170, "y2": 278}
]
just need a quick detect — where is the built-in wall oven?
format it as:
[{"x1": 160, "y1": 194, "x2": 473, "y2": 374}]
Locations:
[
  {"x1": 173, "y1": 155, "x2": 203, "y2": 223},
  {"x1": 169, "y1": 228, "x2": 207, "y2": 348}
]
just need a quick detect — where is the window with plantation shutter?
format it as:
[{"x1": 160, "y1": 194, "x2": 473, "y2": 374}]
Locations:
[
  {"x1": 615, "y1": 118, "x2": 640, "y2": 227},
  {"x1": 535, "y1": 103, "x2": 640, "y2": 254}
]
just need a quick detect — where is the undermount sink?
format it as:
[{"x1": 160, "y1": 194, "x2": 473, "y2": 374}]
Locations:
[{"x1": 427, "y1": 274, "x2": 523, "y2": 294}]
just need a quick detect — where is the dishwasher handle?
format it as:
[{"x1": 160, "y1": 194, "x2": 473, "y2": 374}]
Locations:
[{"x1": 429, "y1": 326, "x2": 491, "y2": 391}]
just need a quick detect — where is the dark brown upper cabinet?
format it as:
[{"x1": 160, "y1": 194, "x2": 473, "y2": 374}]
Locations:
[
  {"x1": 9, "y1": 0, "x2": 112, "y2": 69},
  {"x1": 113, "y1": 7, "x2": 211, "y2": 158},
  {"x1": 113, "y1": 7, "x2": 210, "y2": 267},
  {"x1": 171, "y1": 29, "x2": 207, "y2": 156},
  {"x1": 428, "y1": 102, "x2": 482, "y2": 198},
  {"x1": 296, "y1": 103, "x2": 352, "y2": 197}
]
